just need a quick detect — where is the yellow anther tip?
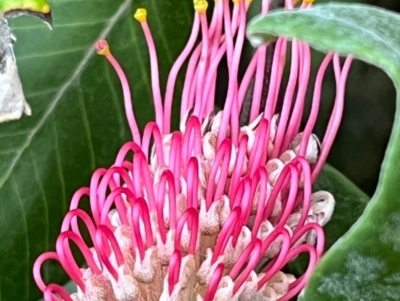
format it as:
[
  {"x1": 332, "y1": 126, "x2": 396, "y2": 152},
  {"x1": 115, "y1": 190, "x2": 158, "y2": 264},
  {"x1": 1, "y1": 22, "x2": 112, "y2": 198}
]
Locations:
[
  {"x1": 304, "y1": 0, "x2": 315, "y2": 3},
  {"x1": 134, "y1": 8, "x2": 147, "y2": 22},
  {"x1": 194, "y1": 0, "x2": 208, "y2": 13},
  {"x1": 95, "y1": 40, "x2": 110, "y2": 56}
]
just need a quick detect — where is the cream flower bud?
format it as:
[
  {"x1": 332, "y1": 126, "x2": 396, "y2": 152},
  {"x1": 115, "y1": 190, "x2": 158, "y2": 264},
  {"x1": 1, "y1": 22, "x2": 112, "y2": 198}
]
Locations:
[
  {"x1": 310, "y1": 190, "x2": 336, "y2": 226},
  {"x1": 289, "y1": 133, "x2": 321, "y2": 164}
]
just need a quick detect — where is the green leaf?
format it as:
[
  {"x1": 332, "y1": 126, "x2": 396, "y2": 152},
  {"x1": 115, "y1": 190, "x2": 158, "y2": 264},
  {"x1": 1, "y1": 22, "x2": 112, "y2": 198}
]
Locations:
[
  {"x1": 247, "y1": 3, "x2": 400, "y2": 300},
  {"x1": 285, "y1": 164, "x2": 369, "y2": 276},
  {"x1": 0, "y1": 0, "x2": 192, "y2": 300}
]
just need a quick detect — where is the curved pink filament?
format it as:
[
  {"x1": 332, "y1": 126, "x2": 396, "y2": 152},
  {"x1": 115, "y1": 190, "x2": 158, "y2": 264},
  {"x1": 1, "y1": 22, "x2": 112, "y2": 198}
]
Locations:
[
  {"x1": 275, "y1": 166, "x2": 299, "y2": 229},
  {"x1": 194, "y1": 13, "x2": 210, "y2": 118},
  {"x1": 169, "y1": 132, "x2": 182, "y2": 193},
  {"x1": 113, "y1": 141, "x2": 142, "y2": 188},
  {"x1": 99, "y1": 187, "x2": 132, "y2": 227},
  {"x1": 290, "y1": 222, "x2": 325, "y2": 258},
  {"x1": 233, "y1": 178, "x2": 252, "y2": 236},
  {"x1": 181, "y1": 42, "x2": 201, "y2": 118},
  {"x1": 95, "y1": 40, "x2": 141, "y2": 144},
  {"x1": 157, "y1": 169, "x2": 177, "y2": 243},
  {"x1": 209, "y1": 0, "x2": 223, "y2": 57},
  {"x1": 258, "y1": 227, "x2": 291, "y2": 288},
  {"x1": 138, "y1": 20, "x2": 164, "y2": 132},
  {"x1": 281, "y1": 43, "x2": 311, "y2": 151},
  {"x1": 222, "y1": 0, "x2": 233, "y2": 67},
  {"x1": 43, "y1": 283, "x2": 73, "y2": 301},
  {"x1": 299, "y1": 53, "x2": 334, "y2": 157},
  {"x1": 248, "y1": 119, "x2": 269, "y2": 176},
  {"x1": 237, "y1": 53, "x2": 258, "y2": 109},
  {"x1": 186, "y1": 157, "x2": 199, "y2": 208},
  {"x1": 270, "y1": 41, "x2": 289, "y2": 122},
  {"x1": 323, "y1": 54, "x2": 341, "y2": 140},
  {"x1": 263, "y1": 38, "x2": 286, "y2": 121},
  {"x1": 202, "y1": 0, "x2": 250, "y2": 116},
  {"x1": 228, "y1": 134, "x2": 249, "y2": 200},
  {"x1": 247, "y1": 0, "x2": 271, "y2": 120},
  {"x1": 97, "y1": 166, "x2": 135, "y2": 210},
  {"x1": 277, "y1": 244, "x2": 317, "y2": 301},
  {"x1": 95, "y1": 225, "x2": 125, "y2": 281},
  {"x1": 251, "y1": 166, "x2": 269, "y2": 237},
  {"x1": 218, "y1": 0, "x2": 247, "y2": 146},
  {"x1": 204, "y1": 263, "x2": 224, "y2": 301},
  {"x1": 61, "y1": 209, "x2": 97, "y2": 247},
  {"x1": 168, "y1": 250, "x2": 182, "y2": 295},
  {"x1": 115, "y1": 141, "x2": 142, "y2": 167},
  {"x1": 230, "y1": 1, "x2": 239, "y2": 33},
  {"x1": 263, "y1": 164, "x2": 294, "y2": 221},
  {"x1": 141, "y1": 122, "x2": 164, "y2": 165},
  {"x1": 175, "y1": 207, "x2": 199, "y2": 255},
  {"x1": 130, "y1": 197, "x2": 155, "y2": 261},
  {"x1": 164, "y1": 13, "x2": 200, "y2": 133},
  {"x1": 291, "y1": 157, "x2": 312, "y2": 232},
  {"x1": 249, "y1": 46, "x2": 268, "y2": 122},
  {"x1": 33, "y1": 252, "x2": 59, "y2": 292},
  {"x1": 229, "y1": 239, "x2": 255, "y2": 280},
  {"x1": 89, "y1": 168, "x2": 107, "y2": 225},
  {"x1": 313, "y1": 56, "x2": 353, "y2": 181},
  {"x1": 248, "y1": 0, "x2": 272, "y2": 120},
  {"x1": 56, "y1": 231, "x2": 102, "y2": 292},
  {"x1": 232, "y1": 238, "x2": 262, "y2": 294},
  {"x1": 188, "y1": 71, "x2": 199, "y2": 117},
  {"x1": 212, "y1": 207, "x2": 241, "y2": 263},
  {"x1": 69, "y1": 187, "x2": 90, "y2": 211},
  {"x1": 273, "y1": 41, "x2": 300, "y2": 158},
  {"x1": 206, "y1": 139, "x2": 232, "y2": 210},
  {"x1": 202, "y1": 40, "x2": 227, "y2": 113},
  {"x1": 182, "y1": 116, "x2": 202, "y2": 168},
  {"x1": 132, "y1": 152, "x2": 156, "y2": 210}
]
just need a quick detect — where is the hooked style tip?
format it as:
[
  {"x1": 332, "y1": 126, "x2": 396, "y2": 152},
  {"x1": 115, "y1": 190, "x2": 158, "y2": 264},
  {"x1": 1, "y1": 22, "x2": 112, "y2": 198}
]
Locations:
[
  {"x1": 134, "y1": 8, "x2": 147, "y2": 22},
  {"x1": 194, "y1": 0, "x2": 208, "y2": 13},
  {"x1": 95, "y1": 39, "x2": 110, "y2": 56}
]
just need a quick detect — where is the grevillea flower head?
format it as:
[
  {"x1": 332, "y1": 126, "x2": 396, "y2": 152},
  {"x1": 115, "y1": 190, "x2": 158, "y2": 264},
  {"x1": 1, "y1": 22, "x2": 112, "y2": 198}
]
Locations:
[{"x1": 34, "y1": 0, "x2": 352, "y2": 300}]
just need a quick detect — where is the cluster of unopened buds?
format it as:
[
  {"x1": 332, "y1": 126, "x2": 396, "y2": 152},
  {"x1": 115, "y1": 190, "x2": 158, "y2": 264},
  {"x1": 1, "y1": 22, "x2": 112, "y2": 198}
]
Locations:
[{"x1": 33, "y1": 0, "x2": 352, "y2": 300}]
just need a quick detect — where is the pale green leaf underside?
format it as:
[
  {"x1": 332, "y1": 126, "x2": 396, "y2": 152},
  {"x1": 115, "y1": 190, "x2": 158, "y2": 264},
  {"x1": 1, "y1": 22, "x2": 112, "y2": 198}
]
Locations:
[{"x1": 248, "y1": 3, "x2": 400, "y2": 301}]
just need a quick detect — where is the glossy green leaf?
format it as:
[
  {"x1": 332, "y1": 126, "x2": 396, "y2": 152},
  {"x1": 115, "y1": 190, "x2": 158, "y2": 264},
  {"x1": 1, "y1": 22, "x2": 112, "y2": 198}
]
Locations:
[
  {"x1": 285, "y1": 164, "x2": 369, "y2": 276},
  {"x1": 247, "y1": 3, "x2": 400, "y2": 300},
  {"x1": 0, "y1": 0, "x2": 192, "y2": 300}
]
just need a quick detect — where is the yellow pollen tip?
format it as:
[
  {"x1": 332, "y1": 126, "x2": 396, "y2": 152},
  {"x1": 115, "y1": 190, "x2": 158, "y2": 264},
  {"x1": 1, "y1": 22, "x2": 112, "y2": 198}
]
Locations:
[
  {"x1": 194, "y1": 0, "x2": 208, "y2": 13},
  {"x1": 134, "y1": 8, "x2": 147, "y2": 22},
  {"x1": 304, "y1": 0, "x2": 315, "y2": 3},
  {"x1": 95, "y1": 40, "x2": 110, "y2": 56}
]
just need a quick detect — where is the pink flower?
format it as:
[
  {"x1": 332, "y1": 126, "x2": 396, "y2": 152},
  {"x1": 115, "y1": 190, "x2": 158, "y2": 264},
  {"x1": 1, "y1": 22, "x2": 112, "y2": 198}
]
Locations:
[{"x1": 33, "y1": 0, "x2": 352, "y2": 300}]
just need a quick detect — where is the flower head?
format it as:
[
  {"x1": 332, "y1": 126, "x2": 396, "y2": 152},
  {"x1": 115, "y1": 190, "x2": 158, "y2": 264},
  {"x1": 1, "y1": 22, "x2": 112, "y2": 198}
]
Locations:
[{"x1": 34, "y1": 0, "x2": 351, "y2": 300}]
